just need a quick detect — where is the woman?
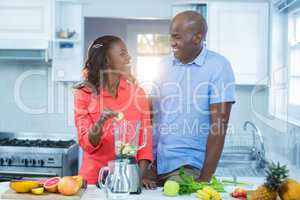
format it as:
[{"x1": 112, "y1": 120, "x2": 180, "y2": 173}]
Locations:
[{"x1": 74, "y1": 35, "x2": 155, "y2": 189}]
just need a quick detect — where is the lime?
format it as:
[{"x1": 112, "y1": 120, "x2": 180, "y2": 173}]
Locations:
[
  {"x1": 164, "y1": 180, "x2": 180, "y2": 197},
  {"x1": 115, "y1": 112, "x2": 124, "y2": 121}
]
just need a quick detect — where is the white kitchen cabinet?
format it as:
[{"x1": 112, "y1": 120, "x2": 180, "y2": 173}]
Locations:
[
  {"x1": 172, "y1": 2, "x2": 208, "y2": 19},
  {"x1": 0, "y1": 0, "x2": 53, "y2": 41},
  {"x1": 207, "y1": 2, "x2": 269, "y2": 85},
  {"x1": 51, "y1": 1, "x2": 84, "y2": 81},
  {"x1": 0, "y1": 0, "x2": 83, "y2": 81}
]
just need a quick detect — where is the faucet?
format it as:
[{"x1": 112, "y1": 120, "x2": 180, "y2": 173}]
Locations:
[{"x1": 243, "y1": 121, "x2": 268, "y2": 169}]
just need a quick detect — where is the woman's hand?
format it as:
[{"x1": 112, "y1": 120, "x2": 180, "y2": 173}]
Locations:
[
  {"x1": 98, "y1": 108, "x2": 119, "y2": 126},
  {"x1": 89, "y1": 108, "x2": 118, "y2": 147}
]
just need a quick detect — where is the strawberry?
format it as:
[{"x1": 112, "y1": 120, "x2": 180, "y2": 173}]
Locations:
[{"x1": 231, "y1": 188, "x2": 247, "y2": 198}]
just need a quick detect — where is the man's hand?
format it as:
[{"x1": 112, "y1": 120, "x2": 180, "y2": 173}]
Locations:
[
  {"x1": 138, "y1": 159, "x2": 157, "y2": 189},
  {"x1": 196, "y1": 176, "x2": 211, "y2": 182},
  {"x1": 142, "y1": 178, "x2": 157, "y2": 190}
]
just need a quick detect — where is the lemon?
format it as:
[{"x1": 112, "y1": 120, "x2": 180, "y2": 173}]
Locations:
[
  {"x1": 31, "y1": 187, "x2": 44, "y2": 195},
  {"x1": 10, "y1": 181, "x2": 40, "y2": 193},
  {"x1": 163, "y1": 180, "x2": 180, "y2": 197}
]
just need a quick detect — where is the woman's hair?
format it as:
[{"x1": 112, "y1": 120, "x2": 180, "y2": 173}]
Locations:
[{"x1": 82, "y1": 35, "x2": 122, "y2": 92}]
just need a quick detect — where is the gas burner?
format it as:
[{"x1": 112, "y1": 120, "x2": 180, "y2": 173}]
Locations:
[{"x1": 0, "y1": 138, "x2": 76, "y2": 148}]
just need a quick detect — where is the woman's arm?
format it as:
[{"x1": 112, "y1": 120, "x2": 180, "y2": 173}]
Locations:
[
  {"x1": 135, "y1": 88, "x2": 156, "y2": 189},
  {"x1": 88, "y1": 109, "x2": 118, "y2": 147},
  {"x1": 74, "y1": 89, "x2": 117, "y2": 153}
]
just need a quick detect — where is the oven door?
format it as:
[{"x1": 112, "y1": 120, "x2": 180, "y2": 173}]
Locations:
[{"x1": 0, "y1": 167, "x2": 62, "y2": 182}]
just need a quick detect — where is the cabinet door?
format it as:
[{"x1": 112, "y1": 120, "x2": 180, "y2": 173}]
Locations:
[
  {"x1": 52, "y1": 3, "x2": 84, "y2": 82},
  {"x1": 207, "y1": 2, "x2": 269, "y2": 85},
  {"x1": 0, "y1": 0, "x2": 53, "y2": 40},
  {"x1": 172, "y1": 3, "x2": 207, "y2": 19},
  {"x1": 52, "y1": 58, "x2": 83, "y2": 81}
]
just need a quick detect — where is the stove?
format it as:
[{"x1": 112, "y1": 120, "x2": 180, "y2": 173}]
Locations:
[
  {"x1": 0, "y1": 138, "x2": 76, "y2": 148},
  {"x1": 0, "y1": 133, "x2": 79, "y2": 181}
]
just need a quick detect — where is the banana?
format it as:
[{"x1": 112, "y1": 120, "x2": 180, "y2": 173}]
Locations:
[
  {"x1": 196, "y1": 190, "x2": 211, "y2": 200},
  {"x1": 196, "y1": 187, "x2": 222, "y2": 200},
  {"x1": 10, "y1": 180, "x2": 40, "y2": 193},
  {"x1": 203, "y1": 186, "x2": 215, "y2": 195}
]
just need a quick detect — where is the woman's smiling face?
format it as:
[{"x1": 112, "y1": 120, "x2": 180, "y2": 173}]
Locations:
[{"x1": 107, "y1": 40, "x2": 131, "y2": 72}]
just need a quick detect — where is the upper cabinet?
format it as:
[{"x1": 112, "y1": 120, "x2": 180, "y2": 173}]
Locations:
[
  {"x1": 172, "y1": 1, "x2": 269, "y2": 85},
  {"x1": 207, "y1": 2, "x2": 269, "y2": 85},
  {"x1": 51, "y1": 1, "x2": 84, "y2": 81},
  {"x1": 0, "y1": 0, "x2": 53, "y2": 48},
  {"x1": 0, "y1": 0, "x2": 84, "y2": 81}
]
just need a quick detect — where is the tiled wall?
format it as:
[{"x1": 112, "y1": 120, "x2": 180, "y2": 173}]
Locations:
[{"x1": 0, "y1": 60, "x2": 76, "y2": 137}]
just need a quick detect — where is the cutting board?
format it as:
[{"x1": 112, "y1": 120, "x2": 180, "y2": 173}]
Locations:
[{"x1": 1, "y1": 189, "x2": 85, "y2": 200}]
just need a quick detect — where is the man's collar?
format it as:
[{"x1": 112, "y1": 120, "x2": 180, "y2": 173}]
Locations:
[{"x1": 173, "y1": 46, "x2": 207, "y2": 67}]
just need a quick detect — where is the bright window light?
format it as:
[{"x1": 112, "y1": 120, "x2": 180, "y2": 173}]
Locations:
[
  {"x1": 296, "y1": 14, "x2": 300, "y2": 43},
  {"x1": 289, "y1": 14, "x2": 300, "y2": 106},
  {"x1": 137, "y1": 56, "x2": 161, "y2": 83},
  {"x1": 289, "y1": 78, "x2": 300, "y2": 105},
  {"x1": 136, "y1": 34, "x2": 170, "y2": 85}
]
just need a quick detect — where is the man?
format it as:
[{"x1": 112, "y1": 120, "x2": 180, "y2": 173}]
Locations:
[{"x1": 150, "y1": 10, "x2": 235, "y2": 184}]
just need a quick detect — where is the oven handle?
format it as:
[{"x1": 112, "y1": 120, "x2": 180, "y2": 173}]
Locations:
[{"x1": 0, "y1": 171, "x2": 58, "y2": 177}]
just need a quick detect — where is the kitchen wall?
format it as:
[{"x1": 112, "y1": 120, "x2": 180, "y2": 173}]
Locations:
[{"x1": 0, "y1": 60, "x2": 76, "y2": 135}]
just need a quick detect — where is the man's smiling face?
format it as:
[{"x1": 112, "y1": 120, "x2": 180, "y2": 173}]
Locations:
[{"x1": 169, "y1": 16, "x2": 202, "y2": 64}]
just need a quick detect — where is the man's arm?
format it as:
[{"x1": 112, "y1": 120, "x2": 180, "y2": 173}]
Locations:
[{"x1": 197, "y1": 102, "x2": 232, "y2": 182}]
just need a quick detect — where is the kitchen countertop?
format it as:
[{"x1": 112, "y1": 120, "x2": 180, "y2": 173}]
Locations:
[{"x1": 0, "y1": 177, "x2": 264, "y2": 200}]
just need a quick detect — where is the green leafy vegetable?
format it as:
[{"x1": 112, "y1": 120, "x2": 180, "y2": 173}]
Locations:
[{"x1": 178, "y1": 167, "x2": 225, "y2": 195}]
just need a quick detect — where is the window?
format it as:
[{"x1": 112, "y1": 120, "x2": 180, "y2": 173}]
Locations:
[
  {"x1": 269, "y1": 9, "x2": 300, "y2": 125},
  {"x1": 288, "y1": 11, "x2": 300, "y2": 122},
  {"x1": 136, "y1": 34, "x2": 170, "y2": 84}
]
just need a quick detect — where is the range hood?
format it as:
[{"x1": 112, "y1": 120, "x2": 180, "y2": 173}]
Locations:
[{"x1": 0, "y1": 39, "x2": 51, "y2": 62}]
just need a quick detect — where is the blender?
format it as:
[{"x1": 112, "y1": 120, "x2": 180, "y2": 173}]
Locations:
[
  {"x1": 113, "y1": 120, "x2": 147, "y2": 194},
  {"x1": 98, "y1": 159, "x2": 131, "y2": 200}
]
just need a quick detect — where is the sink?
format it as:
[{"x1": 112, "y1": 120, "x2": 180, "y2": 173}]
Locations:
[
  {"x1": 216, "y1": 121, "x2": 268, "y2": 177},
  {"x1": 221, "y1": 153, "x2": 255, "y2": 163},
  {"x1": 215, "y1": 161, "x2": 265, "y2": 177},
  {"x1": 215, "y1": 164, "x2": 265, "y2": 177},
  {"x1": 216, "y1": 151, "x2": 266, "y2": 177},
  {"x1": 216, "y1": 149, "x2": 266, "y2": 177}
]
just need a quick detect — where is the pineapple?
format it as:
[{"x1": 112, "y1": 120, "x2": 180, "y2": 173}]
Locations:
[{"x1": 251, "y1": 162, "x2": 289, "y2": 200}]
